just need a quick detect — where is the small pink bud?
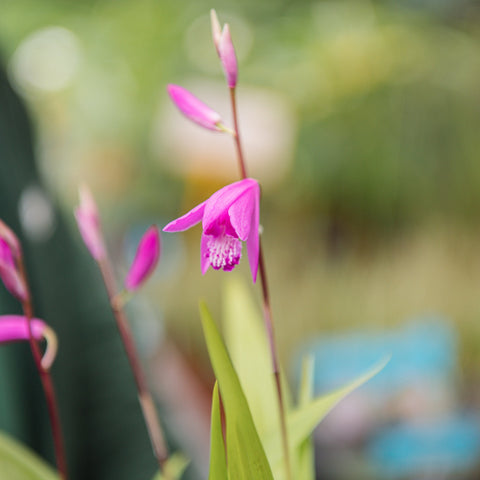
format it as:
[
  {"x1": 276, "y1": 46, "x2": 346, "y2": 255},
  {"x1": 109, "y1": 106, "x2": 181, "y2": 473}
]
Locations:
[
  {"x1": 75, "y1": 185, "x2": 106, "y2": 261},
  {"x1": 218, "y1": 24, "x2": 238, "y2": 88},
  {"x1": 0, "y1": 238, "x2": 28, "y2": 302},
  {"x1": 167, "y1": 84, "x2": 223, "y2": 131},
  {"x1": 124, "y1": 226, "x2": 161, "y2": 291},
  {"x1": 0, "y1": 315, "x2": 58, "y2": 370}
]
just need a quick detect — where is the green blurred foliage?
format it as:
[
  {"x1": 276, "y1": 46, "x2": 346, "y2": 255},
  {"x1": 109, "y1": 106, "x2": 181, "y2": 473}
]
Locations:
[{"x1": 1, "y1": 0, "x2": 480, "y2": 230}]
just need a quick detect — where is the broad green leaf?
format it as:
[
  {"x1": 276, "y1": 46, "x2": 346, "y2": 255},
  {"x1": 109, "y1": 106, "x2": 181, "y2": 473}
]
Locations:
[
  {"x1": 296, "y1": 356, "x2": 315, "y2": 480},
  {"x1": 151, "y1": 453, "x2": 189, "y2": 480},
  {"x1": 223, "y1": 277, "x2": 291, "y2": 438},
  {"x1": 208, "y1": 382, "x2": 227, "y2": 480},
  {"x1": 0, "y1": 431, "x2": 59, "y2": 480},
  {"x1": 200, "y1": 301, "x2": 274, "y2": 480},
  {"x1": 265, "y1": 356, "x2": 389, "y2": 473}
]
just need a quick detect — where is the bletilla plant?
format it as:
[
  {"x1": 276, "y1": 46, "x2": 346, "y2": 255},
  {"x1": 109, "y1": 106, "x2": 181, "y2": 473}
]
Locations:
[
  {"x1": 166, "y1": 9, "x2": 293, "y2": 480},
  {"x1": 74, "y1": 190, "x2": 172, "y2": 478},
  {"x1": 0, "y1": 220, "x2": 67, "y2": 480}
]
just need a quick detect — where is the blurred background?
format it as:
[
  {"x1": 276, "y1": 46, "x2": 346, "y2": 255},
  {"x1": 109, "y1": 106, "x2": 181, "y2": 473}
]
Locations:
[{"x1": 2, "y1": 0, "x2": 480, "y2": 478}]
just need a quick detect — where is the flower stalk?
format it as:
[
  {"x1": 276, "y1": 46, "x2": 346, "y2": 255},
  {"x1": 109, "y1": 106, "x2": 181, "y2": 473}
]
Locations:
[
  {"x1": 17, "y1": 257, "x2": 68, "y2": 480},
  {"x1": 229, "y1": 85, "x2": 293, "y2": 480},
  {"x1": 75, "y1": 188, "x2": 170, "y2": 477},
  {"x1": 97, "y1": 255, "x2": 171, "y2": 479}
]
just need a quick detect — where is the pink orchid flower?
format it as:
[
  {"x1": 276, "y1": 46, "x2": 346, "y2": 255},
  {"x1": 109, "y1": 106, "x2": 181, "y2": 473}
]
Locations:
[
  {"x1": 167, "y1": 84, "x2": 224, "y2": 131},
  {"x1": 124, "y1": 226, "x2": 161, "y2": 291},
  {"x1": 74, "y1": 185, "x2": 106, "y2": 261},
  {"x1": 163, "y1": 178, "x2": 260, "y2": 282},
  {"x1": 0, "y1": 238, "x2": 28, "y2": 302},
  {"x1": 0, "y1": 315, "x2": 57, "y2": 370},
  {"x1": 210, "y1": 10, "x2": 238, "y2": 88}
]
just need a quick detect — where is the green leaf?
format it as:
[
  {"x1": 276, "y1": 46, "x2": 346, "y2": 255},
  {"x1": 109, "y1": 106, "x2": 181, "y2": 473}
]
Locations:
[
  {"x1": 223, "y1": 277, "x2": 290, "y2": 438},
  {"x1": 266, "y1": 356, "x2": 390, "y2": 472},
  {"x1": 208, "y1": 382, "x2": 227, "y2": 480},
  {"x1": 151, "y1": 453, "x2": 189, "y2": 480},
  {"x1": 200, "y1": 301, "x2": 274, "y2": 480},
  {"x1": 295, "y1": 356, "x2": 315, "y2": 480},
  {"x1": 0, "y1": 431, "x2": 60, "y2": 480}
]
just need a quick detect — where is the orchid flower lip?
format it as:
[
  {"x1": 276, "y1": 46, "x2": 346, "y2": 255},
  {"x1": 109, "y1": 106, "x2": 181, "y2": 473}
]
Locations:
[{"x1": 163, "y1": 178, "x2": 260, "y2": 281}]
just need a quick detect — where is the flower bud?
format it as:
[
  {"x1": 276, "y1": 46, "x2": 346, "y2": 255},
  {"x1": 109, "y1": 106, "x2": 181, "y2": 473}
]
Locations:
[
  {"x1": 0, "y1": 238, "x2": 28, "y2": 302},
  {"x1": 0, "y1": 219, "x2": 21, "y2": 259},
  {"x1": 219, "y1": 24, "x2": 238, "y2": 88},
  {"x1": 75, "y1": 185, "x2": 106, "y2": 261},
  {"x1": 124, "y1": 226, "x2": 161, "y2": 291},
  {"x1": 167, "y1": 84, "x2": 224, "y2": 131}
]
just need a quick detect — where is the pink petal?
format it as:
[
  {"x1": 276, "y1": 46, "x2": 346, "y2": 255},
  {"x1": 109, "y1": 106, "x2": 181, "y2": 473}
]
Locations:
[
  {"x1": 163, "y1": 201, "x2": 207, "y2": 232},
  {"x1": 125, "y1": 226, "x2": 161, "y2": 291},
  {"x1": 203, "y1": 179, "x2": 256, "y2": 236},
  {"x1": 0, "y1": 315, "x2": 45, "y2": 343},
  {"x1": 246, "y1": 184, "x2": 260, "y2": 282},
  {"x1": 0, "y1": 239, "x2": 15, "y2": 268},
  {"x1": 219, "y1": 24, "x2": 238, "y2": 88},
  {"x1": 228, "y1": 182, "x2": 259, "y2": 241},
  {"x1": 167, "y1": 84, "x2": 223, "y2": 131},
  {"x1": 200, "y1": 233, "x2": 211, "y2": 274}
]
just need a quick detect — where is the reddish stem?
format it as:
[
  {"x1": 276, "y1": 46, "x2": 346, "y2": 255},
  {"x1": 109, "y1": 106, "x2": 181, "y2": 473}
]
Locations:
[
  {"x1": 229, "y1": 88, "x2": 248, "y2": 180},
  {"x1": 97, "y1": 257, "x2": 171, "y2": 478},
  {"x1": 19, "y1": 259, "x2": 68, "y2": 480}
]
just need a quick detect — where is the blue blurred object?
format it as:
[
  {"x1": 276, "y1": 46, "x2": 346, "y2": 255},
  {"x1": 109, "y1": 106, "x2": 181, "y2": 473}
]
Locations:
[
  {"x1": 368, "y1": 416, "x2": 480, "y2": 478},
  {"x1": 296, "y1": 316, "x2": 480, "y2": 478},
  {"x1": 298, "y1": 315, "x2": 457, "y2": 396}
]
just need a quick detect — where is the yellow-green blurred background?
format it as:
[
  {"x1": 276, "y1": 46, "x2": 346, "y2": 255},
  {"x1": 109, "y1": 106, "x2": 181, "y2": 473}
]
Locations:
[{"x1": 3, "y1": 0, "x2": 480, "y2": 476}]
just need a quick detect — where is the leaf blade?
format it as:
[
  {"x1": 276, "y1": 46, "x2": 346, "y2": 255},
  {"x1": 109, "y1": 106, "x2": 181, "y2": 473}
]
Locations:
[
  {"x1": 200, "y1": 301, "x2": 274, "y2": 480},
  {"x1": 0, "y1": 431, "x2": 60, "y2": 480},
  {"x1": 208, "y1": 382, "x2": 227, "y2": 480}
]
